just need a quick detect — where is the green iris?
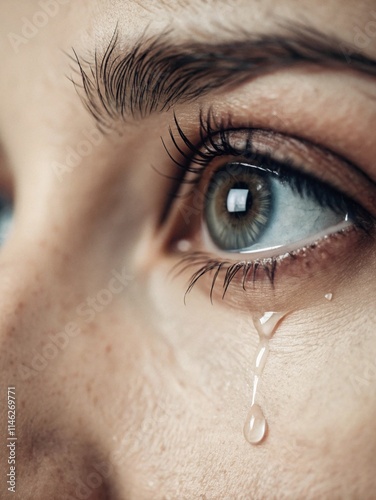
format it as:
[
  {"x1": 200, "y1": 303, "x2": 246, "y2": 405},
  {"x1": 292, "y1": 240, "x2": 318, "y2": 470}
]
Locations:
[{"x1": 204, "y1": 163, "x2": 272, "y2": 251}]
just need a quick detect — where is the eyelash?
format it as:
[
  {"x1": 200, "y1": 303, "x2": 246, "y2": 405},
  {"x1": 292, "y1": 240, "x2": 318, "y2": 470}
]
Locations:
[{"x1": 164, "y1": 109, "x2": 374, "y2": 299}]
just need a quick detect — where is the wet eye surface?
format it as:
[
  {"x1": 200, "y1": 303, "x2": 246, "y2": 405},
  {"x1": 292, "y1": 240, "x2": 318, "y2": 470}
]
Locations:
[
  {"x1": 204, "y1": 162, "x2": 351, "y2": 255},
  {"x1": 0, "y1": 195, "x2": 13, "y2": 245}
]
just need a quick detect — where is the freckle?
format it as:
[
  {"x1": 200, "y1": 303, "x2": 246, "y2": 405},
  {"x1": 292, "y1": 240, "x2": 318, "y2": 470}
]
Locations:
[
  {"x1": 86, "y1": 382, "x2": 92, "y2": 393},
  {"x1": 93, "y1": 396, "x2": 98, "y2": 405},
  {"x1": 105, "y1": 344, "x2": 112, "y2": 353}
]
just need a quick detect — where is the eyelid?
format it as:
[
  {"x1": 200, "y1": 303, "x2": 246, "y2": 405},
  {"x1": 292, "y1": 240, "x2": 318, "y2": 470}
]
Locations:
[
  {"x1": 167, "y1": 113, "x2": 376, "y2": 219},
  {"x1": 175, "y1": 225, "x2": 370, "y2": 308},
  {"x1": 161, "y1": 121, "x2": 375, "y2": 249},
  {"x1": 248, "y1": 130, "x2": 376, "y2": 215}
]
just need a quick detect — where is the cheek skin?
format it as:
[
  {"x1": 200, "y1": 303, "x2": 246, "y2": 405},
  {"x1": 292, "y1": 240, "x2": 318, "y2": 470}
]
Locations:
[
  {"x1": 144, "y1": 247, "x2": 376, "y2": 496},
  {"x1": 1, "y1": 222, "x2": 375, "y2": 499},
  {"x1": 0, "y1": 257, "x2": 114, "y2": 498}
]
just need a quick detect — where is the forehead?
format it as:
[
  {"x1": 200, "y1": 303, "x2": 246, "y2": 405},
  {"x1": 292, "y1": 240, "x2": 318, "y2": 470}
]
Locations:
[{"x1": 2, "y1": 0, "x2": 374, "y2": 51}]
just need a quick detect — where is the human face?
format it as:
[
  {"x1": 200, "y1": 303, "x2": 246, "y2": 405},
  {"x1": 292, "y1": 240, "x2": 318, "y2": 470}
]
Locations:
[{"x1": 0, "y1": 0, "x2": 375, "y2": 498}]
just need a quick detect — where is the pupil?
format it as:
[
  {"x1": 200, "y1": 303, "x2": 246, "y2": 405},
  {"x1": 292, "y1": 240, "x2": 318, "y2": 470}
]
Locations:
[{"x1": 226, "y1": 182, "x2": 253, "y2": 216}]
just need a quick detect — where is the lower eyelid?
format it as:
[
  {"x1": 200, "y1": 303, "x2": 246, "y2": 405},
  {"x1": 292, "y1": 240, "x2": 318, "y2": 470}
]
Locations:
[{"x1": 173, "y1": 225, "x2": 374, "y2": 310}]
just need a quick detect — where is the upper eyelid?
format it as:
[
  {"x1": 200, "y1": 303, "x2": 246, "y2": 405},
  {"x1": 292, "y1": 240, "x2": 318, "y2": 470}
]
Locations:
[
  {"x1": 164, "y1": 110, "x2": 361, "y2": 187},
  {"x1": 160, "y1": 114, "x2": 376, "y2": 231}
]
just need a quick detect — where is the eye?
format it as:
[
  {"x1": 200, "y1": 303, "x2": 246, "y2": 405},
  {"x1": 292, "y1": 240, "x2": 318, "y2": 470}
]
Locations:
[
  {"x1": 0, "y1": 194, "x2": 13, "y2": 246},
  {"x1": 160, "y1": 111, "x2": 375, "y2": 299},
  {"x1": 204, "y1": 161, "x2": 351, "y2": 256}
]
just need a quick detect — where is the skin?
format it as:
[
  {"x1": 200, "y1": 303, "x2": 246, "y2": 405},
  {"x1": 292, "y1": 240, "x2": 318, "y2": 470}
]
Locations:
[{"x1": 0, "y1": 0, "x2": 376, "y2": 498}]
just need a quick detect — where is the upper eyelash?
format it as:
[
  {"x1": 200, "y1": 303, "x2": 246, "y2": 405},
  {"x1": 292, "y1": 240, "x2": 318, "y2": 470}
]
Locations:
[
  {"x1": 162, "y1": 108, "x2": 245, "y2": 175},
  {"x1": 163, "y1": 110, "x2": 371, "y2": 228}
]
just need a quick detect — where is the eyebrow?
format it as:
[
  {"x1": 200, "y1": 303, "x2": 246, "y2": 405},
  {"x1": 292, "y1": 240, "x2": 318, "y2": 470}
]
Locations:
[{"x1": 72, "y1": 24, "x2": 376, "y2": 128}]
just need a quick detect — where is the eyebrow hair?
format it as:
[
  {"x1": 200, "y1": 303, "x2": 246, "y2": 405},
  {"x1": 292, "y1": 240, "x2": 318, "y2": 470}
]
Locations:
[{"x1": 72, "y1": 24, "x2": 376, "y2": 128}]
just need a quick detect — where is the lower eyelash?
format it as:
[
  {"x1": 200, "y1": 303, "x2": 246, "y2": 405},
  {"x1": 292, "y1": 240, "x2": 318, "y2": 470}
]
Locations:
[
  {"x1": 173, "y1": 225, "x2": 373, "y2": 302},
  {"x1": 176, "y1": 252, "x2": 278, "y2": 303}
]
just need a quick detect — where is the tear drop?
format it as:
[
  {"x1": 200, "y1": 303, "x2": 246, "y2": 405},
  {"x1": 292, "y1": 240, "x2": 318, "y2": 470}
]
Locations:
[
  {"x1": 243, "y1": 403, "x2": 266, "y2": 444},
  {"x1": 244, "y1": 311, "x2": 288, "y2": 445},
  {"x1": 251, "y1": 311, "x2": 286, "y2": 339}
]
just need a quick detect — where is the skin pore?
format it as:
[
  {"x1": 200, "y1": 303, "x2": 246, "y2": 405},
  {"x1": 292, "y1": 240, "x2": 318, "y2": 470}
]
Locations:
[{"x1": 0, "y1": 0, "x2": 375, "y2": 498}]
